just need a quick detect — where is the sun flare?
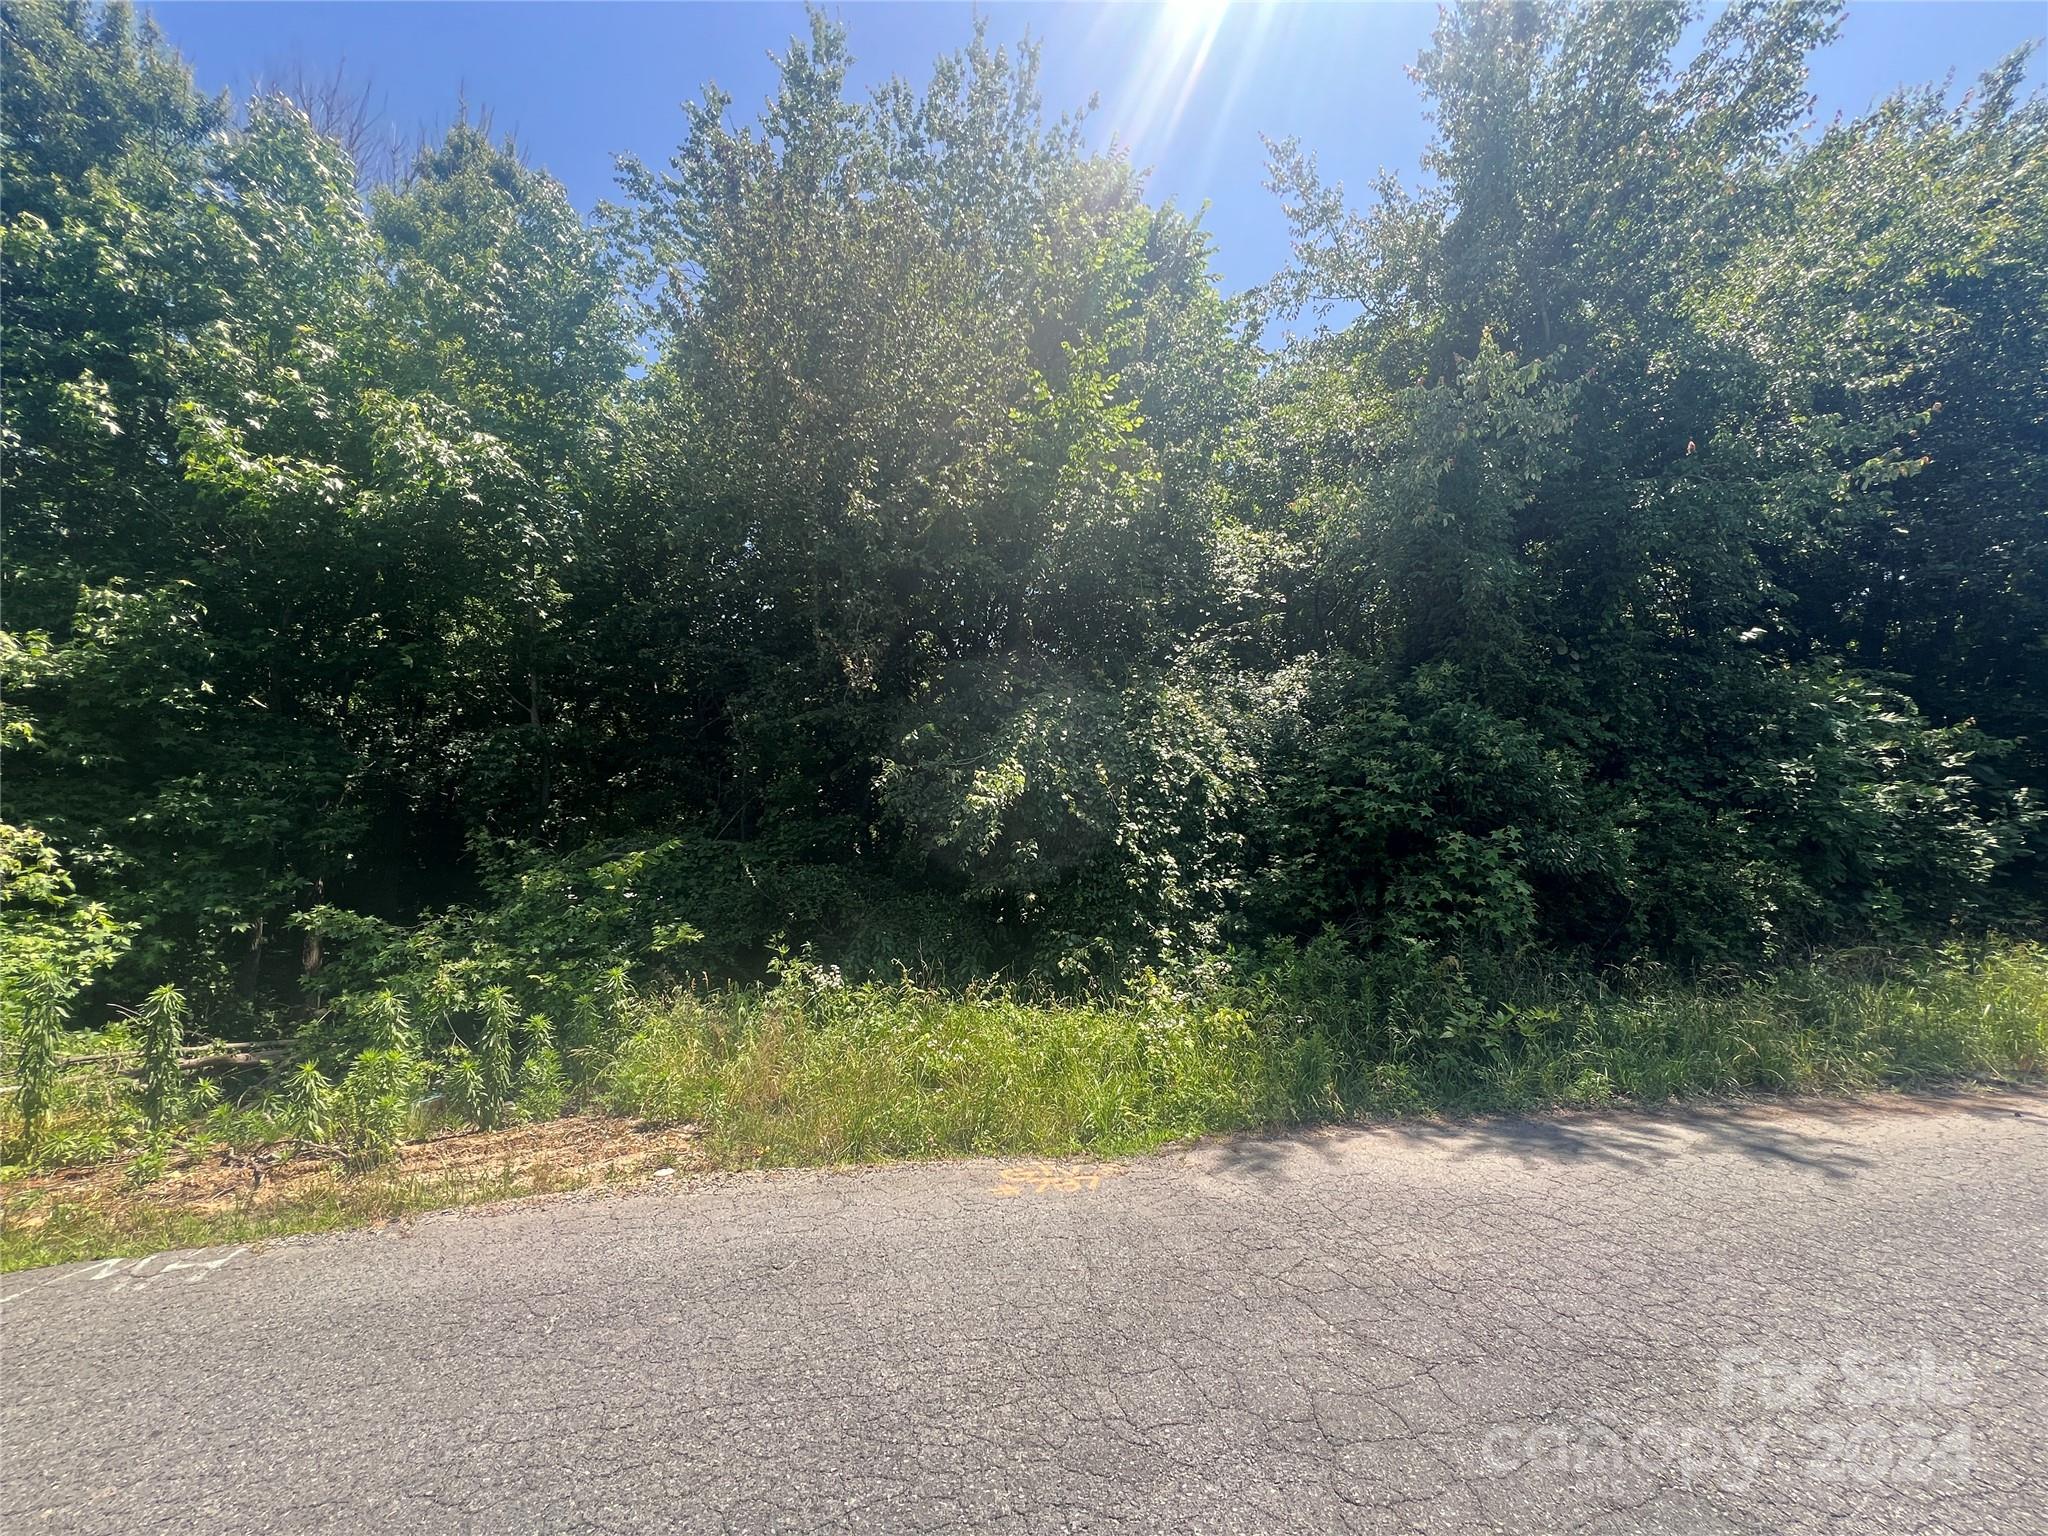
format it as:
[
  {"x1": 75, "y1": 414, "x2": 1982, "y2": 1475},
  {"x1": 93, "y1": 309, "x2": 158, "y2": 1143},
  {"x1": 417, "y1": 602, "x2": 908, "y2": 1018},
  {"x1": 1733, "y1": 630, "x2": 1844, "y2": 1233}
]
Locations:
[
  {"x1": 1160, "y1": 0, "x2": 1231, "y2": 51},
  {"x1": 1104, "y1": 0, "x2": 1247, "y2": 158}
]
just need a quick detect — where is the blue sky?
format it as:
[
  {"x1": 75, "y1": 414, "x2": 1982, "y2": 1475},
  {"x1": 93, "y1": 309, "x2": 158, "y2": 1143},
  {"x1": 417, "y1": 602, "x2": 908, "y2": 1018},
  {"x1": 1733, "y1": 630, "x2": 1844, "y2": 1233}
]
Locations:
[{"x1": 148, "y1": 2, "x2": 2046, "y2": 295}]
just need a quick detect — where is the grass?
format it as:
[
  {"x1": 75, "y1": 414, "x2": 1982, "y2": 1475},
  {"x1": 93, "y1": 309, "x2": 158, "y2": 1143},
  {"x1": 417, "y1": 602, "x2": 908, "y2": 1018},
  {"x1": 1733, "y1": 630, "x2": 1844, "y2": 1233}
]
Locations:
[
  {"x1": 1, "y1": 1166, "x2": 586, "y2": 1274},
  {"x1": 594, "y1": 984, "x2": 1325, "y2": 1164},
  {"x1": 592, "y1": 938, "x2": 2048, "y2": 1165},
  {"x1": 5, "y1": 938, "x2": 2043, "y2": 1272}
]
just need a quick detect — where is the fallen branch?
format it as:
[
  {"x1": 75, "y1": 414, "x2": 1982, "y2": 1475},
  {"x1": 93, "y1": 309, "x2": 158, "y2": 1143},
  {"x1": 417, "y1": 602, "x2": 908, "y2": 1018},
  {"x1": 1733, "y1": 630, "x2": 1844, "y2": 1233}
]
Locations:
[
  {"x1": 175, "y1": 1049, "x2": 294, "y2": 1072},
  {"x1": 55, "y1": 1043, "x2": 296, "y2": 1071},
  {"x1": 219, "y1": 1137, "x2": 348, "y2": 1189}
]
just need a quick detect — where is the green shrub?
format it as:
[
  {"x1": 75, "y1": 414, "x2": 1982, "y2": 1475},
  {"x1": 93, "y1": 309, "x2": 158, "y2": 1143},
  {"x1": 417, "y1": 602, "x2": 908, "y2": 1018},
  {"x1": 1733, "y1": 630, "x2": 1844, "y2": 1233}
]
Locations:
[
  {"x1": 8, "y1": 965, "x2": 68, "y2": 1138},
  {"x1": 134, "y1": 984, "x2": 186, "y2": 1130},
  {"x1": 515, "y1": 1015, "x2": 567, "y2": 1122},
  {"x1": 281, "y1": 1050, "x2": 425, "y2": 1170},
  {"x1": 283, "y1": 1060, "x2": 340, "y2": 1145},
  {"x1": 472, "y1": 987, "x2": 516, "y2": 1130}
]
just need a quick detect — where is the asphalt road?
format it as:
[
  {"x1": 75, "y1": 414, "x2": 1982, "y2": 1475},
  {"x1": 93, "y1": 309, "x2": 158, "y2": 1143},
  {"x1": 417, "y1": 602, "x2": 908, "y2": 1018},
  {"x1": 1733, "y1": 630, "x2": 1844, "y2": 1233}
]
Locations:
[{"x1": 5, "y1": 1091, "x2": 2045, "y2": 1534}]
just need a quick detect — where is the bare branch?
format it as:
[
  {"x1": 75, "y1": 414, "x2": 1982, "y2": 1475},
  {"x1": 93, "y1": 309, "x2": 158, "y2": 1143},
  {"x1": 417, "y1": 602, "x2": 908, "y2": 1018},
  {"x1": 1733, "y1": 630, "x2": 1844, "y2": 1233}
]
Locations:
[{"x1": 254, "y1": 53, "x2": 402, "y2": 188}]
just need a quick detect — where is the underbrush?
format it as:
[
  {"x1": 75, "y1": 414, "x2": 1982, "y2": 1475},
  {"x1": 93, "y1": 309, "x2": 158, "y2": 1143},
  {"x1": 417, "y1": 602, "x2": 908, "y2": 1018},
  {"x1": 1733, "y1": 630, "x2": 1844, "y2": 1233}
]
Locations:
[
  {"x1": 595, "y1": 981, "x2": 1335, "y2": 1163},
  {"x1": 4, "y1": 938, "x2": 2043, "y2": 1268},
  {"x1": 591, "y1": 939, "x2": 2048, "y2": 1165}
]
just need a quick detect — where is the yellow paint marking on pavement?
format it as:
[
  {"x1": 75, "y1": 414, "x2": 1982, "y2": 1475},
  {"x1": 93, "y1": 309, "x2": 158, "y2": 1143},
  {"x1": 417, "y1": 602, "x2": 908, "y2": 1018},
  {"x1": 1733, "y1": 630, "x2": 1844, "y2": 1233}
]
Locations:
[{"x1": 990, "y1": 1162, "x2": 1124, "y2": 1197}]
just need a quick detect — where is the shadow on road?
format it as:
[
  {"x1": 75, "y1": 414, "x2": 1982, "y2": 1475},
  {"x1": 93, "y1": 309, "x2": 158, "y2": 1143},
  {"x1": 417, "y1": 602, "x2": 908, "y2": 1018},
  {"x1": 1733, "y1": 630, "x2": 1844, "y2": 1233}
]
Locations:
[
  {"x1": 1193, "y1": 1085, "x2": 2045, "y2": 1183},
  {"x1": 1386, "y1": 1108, "x2": 1877, "y2": 1178}
]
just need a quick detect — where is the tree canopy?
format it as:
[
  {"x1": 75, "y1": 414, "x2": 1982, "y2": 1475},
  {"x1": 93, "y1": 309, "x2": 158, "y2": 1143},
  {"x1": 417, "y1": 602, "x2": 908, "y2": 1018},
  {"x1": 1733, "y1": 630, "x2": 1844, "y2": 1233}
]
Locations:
[{"x1": 5, "y1": 0, "x2": 2043, "y2": 1041}]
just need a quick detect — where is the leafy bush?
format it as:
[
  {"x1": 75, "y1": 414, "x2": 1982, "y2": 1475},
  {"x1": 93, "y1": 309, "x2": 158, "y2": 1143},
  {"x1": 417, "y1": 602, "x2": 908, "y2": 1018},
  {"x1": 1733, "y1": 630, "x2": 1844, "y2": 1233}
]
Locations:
[
  {"x1": 0, "y1": 822, "x2": 131, "y2": 1008},
  {"x1": 332, "y1": 1051, "x2": 426, "y2": 1171},
  {"x1": 134, "y1": 985, "x2": 186, "y2": 1131},
  {"x1": 8, "y1": 966, "x2": 68, "y2": 1137}
]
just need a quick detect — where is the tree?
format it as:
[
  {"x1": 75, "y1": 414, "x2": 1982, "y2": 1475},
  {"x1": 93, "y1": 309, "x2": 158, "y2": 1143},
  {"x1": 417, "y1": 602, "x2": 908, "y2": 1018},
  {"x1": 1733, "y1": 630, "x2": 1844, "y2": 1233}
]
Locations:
[
  {"x1": 1248, "y1": 0, "x2": 2034, "y2": 959},
  {"x1": 2, "y1": 0, "x2": 2041, "y2": 1031},
  {"x1": 1704, "y1": 50, "x2": 2048, "y2": 794},
  {"x1": 597, "y1": 14, "x2": 1258, "y2": 970}
]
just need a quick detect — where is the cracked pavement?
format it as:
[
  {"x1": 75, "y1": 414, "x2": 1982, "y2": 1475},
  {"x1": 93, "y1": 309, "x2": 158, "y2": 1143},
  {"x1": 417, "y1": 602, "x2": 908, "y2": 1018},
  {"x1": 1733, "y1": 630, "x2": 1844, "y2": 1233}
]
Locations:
[{"x1": 4, "y1": 1090, "x2": 2045, "y2": 1533}]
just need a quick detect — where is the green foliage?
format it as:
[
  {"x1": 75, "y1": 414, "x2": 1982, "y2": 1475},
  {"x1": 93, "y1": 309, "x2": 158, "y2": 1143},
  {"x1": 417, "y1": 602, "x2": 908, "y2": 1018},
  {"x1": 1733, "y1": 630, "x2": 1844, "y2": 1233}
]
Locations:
[
  {"x1": 1241, "y1": 0, "x2": 2041, "y2": 966},
  {"x1": 2, "y1": 0, "x2": 2043, "y2": 1145},
  {"x1": 122, "y1": 1134, "x2": 172, "y2": 1189},
  {"x1": 880, "y1": 656, "x2": 1287, "y2": 972},
  {"x1": 595, "y1": 940, "x2": 2048, "y2": 1165},
  {"x1": 596, "y1": 969, "x2": 1316, "y2": 1163},
  {"x1": 515, "y1": 1014, "x2": 568, "y2": 1122},
  {"x1": 471, "y1": 987, "x2": 516, "y2": 1130},
  {"x1": 1700, "y1": 47, "x2": 2048, "y2": 783},
  {"x1": 134, "y1": 985, "x2": 186, "y2": 1130},
  {"x1": 332, "y1": 1050, "x2": 425, "y2": 1170},
  {"x1": 0, "y1": 822, "x2": 130, "y2": 1010},
  {"x1": 283, "y1": 1060, "x2": 340, "y2": 1145},
  {"x1": 8, "y1": 967, "x2": 69, "y2": 1136}
]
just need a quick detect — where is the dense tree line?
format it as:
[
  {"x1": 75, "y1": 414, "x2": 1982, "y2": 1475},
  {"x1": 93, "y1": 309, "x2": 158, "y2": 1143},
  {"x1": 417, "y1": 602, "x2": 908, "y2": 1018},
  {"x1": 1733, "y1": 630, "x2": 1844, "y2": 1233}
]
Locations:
[{"x1": 4, "y1": 0, "x2": 2043, "y2": 1041}]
